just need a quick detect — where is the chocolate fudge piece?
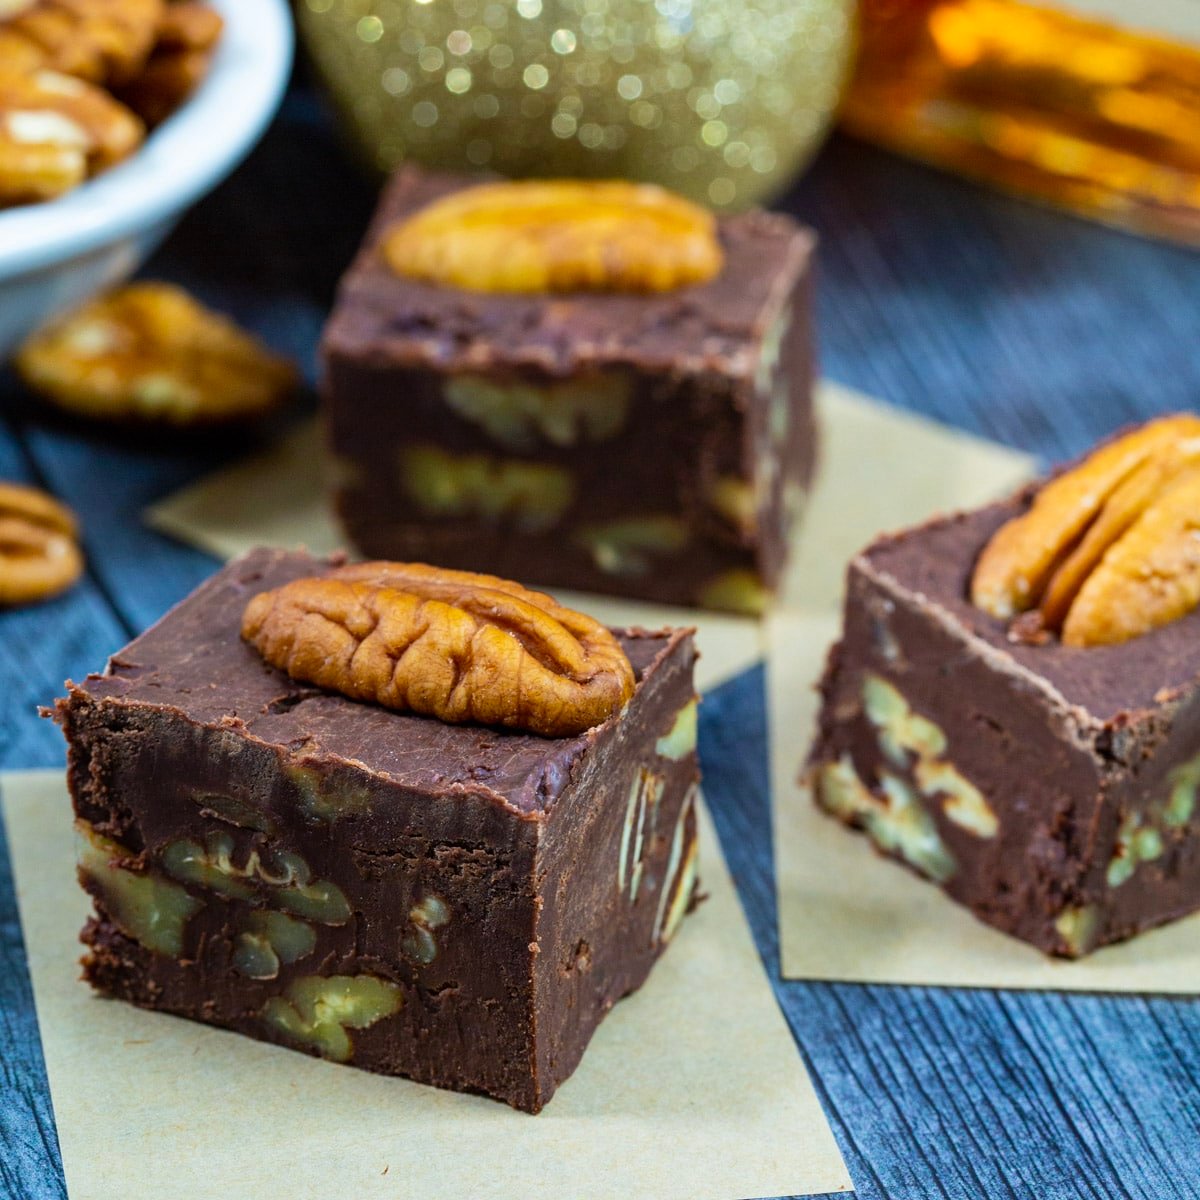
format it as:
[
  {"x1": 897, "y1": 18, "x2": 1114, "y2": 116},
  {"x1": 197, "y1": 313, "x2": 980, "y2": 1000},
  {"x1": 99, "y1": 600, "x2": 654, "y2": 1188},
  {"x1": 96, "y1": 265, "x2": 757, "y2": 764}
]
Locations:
[
  {"x1": 321, "y1": 166, "x2": 816, "y2": 614},
  {"x1": 809, "y1": 489, "x2": 1200, "y2": 958},
  {"x1": 53, "y1": 547, "x2": 700, "y2": 1110}
]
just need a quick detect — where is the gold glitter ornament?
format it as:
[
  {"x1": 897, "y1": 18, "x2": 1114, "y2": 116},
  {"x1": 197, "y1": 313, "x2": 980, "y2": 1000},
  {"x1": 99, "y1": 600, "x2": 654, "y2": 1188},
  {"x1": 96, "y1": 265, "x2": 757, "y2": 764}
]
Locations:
[{"x1": 296, "y1": 0, "x2": 856, "y2": 211}]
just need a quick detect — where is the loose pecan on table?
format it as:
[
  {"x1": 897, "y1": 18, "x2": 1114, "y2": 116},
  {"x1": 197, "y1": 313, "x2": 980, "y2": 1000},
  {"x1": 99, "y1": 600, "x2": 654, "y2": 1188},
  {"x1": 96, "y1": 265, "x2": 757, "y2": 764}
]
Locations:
[
  {"x1": 0, "y1": 481, "x2": 83, "y2": 606},
  {"x1": 14, "y1": 283, "x2": 298, "y2": 425}
]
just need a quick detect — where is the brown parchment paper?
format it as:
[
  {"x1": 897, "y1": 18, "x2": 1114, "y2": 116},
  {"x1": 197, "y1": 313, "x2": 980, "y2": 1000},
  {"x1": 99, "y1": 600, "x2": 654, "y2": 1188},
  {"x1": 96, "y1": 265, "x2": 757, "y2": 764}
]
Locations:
[
  {"x1": 772, "y1": 391, "x2": 1200, "y2": 990},
  {"x1": 2, "y1": 770, "x2": 851, "y2": 1200},
  {"x1": 144, "y1": 420, "x2": 761, "y2": 694}
]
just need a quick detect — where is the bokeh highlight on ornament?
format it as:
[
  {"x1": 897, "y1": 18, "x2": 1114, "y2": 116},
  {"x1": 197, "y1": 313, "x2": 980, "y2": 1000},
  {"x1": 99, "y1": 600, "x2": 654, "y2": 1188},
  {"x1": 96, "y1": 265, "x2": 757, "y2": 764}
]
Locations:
[{"x1": 297, "y1": 0, "x2": 855, "y2": 209}]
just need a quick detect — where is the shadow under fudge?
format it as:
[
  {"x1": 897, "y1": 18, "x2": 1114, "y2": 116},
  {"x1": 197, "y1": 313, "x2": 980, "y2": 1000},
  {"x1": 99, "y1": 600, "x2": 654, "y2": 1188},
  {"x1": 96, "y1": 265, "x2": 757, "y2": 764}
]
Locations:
[
  {"x1": 809, "y1": 487, "x2": 1200, "y2": 958},
  {"x1": 52, "y1": 547, "x2": 700, "y2": 1112},
  {"x1": 320, "y1": 166, "x2": 816, "y2": 612}
]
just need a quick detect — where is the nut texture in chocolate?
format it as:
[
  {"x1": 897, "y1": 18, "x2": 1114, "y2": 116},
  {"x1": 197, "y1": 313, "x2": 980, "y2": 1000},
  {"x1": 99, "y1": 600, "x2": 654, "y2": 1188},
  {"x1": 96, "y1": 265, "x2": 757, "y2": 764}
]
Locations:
[
  {"x1": 320, "y1": 166, "x2": 817, "y2": 613},
  {"x1": 53, "y1": 547, "x2": 701, "y2": 1110},
  {"x1": 808, "y1": 479, "x2": 1200, "y2": 958}
]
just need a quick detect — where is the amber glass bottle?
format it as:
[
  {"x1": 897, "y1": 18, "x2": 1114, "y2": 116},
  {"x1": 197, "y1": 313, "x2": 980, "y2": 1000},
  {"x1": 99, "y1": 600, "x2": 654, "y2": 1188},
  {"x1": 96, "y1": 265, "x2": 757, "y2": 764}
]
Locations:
[{"x1": 842, "y1": 0, "x2": 1200, "y2": 244}]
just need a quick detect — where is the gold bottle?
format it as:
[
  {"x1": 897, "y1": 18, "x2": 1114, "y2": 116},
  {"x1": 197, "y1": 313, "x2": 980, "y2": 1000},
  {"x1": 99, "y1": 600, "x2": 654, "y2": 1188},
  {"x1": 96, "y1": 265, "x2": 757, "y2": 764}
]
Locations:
[{"x1": 842, "y1": 0, "x2": 1200, "y2": 244}]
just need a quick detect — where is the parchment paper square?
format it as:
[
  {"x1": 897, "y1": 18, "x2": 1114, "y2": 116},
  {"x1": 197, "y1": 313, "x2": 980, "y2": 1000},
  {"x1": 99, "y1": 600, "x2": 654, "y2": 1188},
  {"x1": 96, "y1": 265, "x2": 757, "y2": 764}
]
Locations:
[
  {"x1": 2, "y1": 771, "x2": 850, "y2": 1200},
  {"x1": 771, "y1": 394, "x2": 1200, "y2": 991}
]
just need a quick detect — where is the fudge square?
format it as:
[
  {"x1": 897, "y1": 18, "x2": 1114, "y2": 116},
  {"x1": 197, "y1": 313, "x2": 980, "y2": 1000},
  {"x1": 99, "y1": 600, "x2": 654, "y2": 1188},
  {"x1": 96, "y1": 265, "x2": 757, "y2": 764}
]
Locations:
[
  {"x1": 53, "y1": 547, "x2": 700, "y2": 1111},
  {"x1": 809, "y1": 414, "x2": 1200, "y2": 958},
  {"x1": 320, "y1": 167, "x2": 816, "y2": 614}
]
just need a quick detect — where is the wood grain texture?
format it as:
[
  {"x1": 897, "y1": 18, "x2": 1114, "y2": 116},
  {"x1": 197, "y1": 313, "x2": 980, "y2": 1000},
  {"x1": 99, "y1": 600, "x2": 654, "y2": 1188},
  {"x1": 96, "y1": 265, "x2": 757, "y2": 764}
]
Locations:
[
  {"x1": 1, "y1": 72, "x2": 1199, "y2": 1199},
  {"x1": 791, "y1": 135, "x2": 1200, "y2": 464},
  {"x1": 0, "y1": 808, "x2": 64, "y2": 1200}
]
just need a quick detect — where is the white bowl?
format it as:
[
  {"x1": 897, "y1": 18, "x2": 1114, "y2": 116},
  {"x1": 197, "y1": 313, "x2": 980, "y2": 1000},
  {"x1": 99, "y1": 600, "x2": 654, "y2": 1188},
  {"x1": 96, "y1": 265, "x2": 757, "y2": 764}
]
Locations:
[{"x1": 0, "y1": 0, "x2": 293, "y2": 357}]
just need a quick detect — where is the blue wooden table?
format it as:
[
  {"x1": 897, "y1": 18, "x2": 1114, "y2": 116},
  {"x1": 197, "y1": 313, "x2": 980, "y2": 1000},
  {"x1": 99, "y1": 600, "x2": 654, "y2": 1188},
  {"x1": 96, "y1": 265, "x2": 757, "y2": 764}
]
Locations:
[{"x1": 3, "y1": 74, "x2": 1200, "y2": 1200}]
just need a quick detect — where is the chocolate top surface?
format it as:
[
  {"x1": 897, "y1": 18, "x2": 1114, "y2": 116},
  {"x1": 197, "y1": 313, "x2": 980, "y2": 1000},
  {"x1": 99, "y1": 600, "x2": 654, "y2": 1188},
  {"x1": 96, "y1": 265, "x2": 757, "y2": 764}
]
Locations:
[
  {"x1": 862, "y1": 489, "x2": 1200, "y2": 722},
  {"x1": 73, "y1": 548, "x2": 687, "y2": 815},
  {"x1": 322, "y1": 166, "x2": 815, "y2": 379}
]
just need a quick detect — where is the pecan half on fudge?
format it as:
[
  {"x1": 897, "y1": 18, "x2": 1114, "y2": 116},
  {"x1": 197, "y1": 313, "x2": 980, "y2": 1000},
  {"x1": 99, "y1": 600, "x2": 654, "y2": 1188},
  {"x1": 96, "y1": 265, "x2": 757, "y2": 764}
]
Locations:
[
  {"x1": 320, "y1": 169, "x2": 816, "y2": 614},
  {"x1": 808, "y1": 415, "x2": 1200, "y2": 957},
  {"x1": 53, "y1": 548, "x2": 700, "y2": 1111}
]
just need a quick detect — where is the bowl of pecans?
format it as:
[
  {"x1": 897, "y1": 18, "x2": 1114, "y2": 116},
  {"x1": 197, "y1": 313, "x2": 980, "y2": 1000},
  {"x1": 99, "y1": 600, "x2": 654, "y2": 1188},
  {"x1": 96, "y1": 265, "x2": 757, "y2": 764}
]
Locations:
[{"x1": 0, "y1": 0, "x2": 292, "y2": 358}]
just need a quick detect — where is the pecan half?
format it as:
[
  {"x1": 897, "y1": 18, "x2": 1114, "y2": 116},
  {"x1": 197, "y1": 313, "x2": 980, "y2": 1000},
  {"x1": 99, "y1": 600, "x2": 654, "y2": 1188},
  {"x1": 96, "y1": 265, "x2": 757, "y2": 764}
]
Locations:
[
  {"x1": 0, "y1": 124, "x2": 84, "y2": 204},
  {"x1": 5, "y1": 0, "x2": 164, "y2": 87},
  {"x1": 1062, "y1": 464, "x2": 1200, "y2": 647},
  {"x1": 972, "y1": 414, "x2": 1200, "y2": 646},
  {"x1": 0, "y1": 481, "x2": 83, "y2": 605},
  {"x1": 0, "y1": 28, "x2": 46, "y2": 73},
  {"x1": 382, "y1": 179, "x2": 724, "y2": 295},
  {"x1": 241, "y1": 562, "x2": 636, "y2": 737},
  {"x1": 0, "y1": 1, "x2": 222, "y2": 204},
  {"x1": 114, "y1": 2, "x2": 223, "y2": 127},
  {"x1": 113, "y1": 43, "x2": 208, "y2": 125},
  {"x1": 14, "y1": 282, "x2": 297, "y2": 425},
  {"x1": 155, "y1": 0, "x2": 221, "y2": 49},
  {"x1": 0, "y1": 67, "x2": 143, "y2": 204}
]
